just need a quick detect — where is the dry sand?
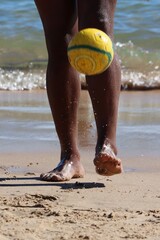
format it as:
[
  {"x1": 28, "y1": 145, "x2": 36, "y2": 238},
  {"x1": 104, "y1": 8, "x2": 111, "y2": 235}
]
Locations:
[{"x1": 0, "y1": 152, "x2": 160, "y2": 240}]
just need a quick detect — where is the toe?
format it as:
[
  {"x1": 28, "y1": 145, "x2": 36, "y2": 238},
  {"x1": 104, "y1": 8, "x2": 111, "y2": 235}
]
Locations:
[{"x1": 94, "y1": 154, "x2": 123, "y2": 176}]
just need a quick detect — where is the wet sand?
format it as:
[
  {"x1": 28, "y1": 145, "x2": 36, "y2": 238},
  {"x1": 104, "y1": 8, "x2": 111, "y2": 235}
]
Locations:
[
  {"x1": 0, "y1": 90, "x2": 160, "y2": 239},
  {"x1": 0, "y1": 89, "x2": 160, "y2": 172}
]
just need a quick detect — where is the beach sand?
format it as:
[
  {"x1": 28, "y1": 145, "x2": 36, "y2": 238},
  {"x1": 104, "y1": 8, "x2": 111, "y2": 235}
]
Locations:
[{"x1": 0, "y1": 90, "x2": 160, "y2": 239}]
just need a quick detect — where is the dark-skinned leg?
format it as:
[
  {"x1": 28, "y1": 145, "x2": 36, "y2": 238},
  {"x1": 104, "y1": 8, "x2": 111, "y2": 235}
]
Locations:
[
  {"x1": 34, "y1": 0, "x2": 85, "y2": 181},
  {"x1": 78, "y1": 0, "x2": 123, "y2": 176}
]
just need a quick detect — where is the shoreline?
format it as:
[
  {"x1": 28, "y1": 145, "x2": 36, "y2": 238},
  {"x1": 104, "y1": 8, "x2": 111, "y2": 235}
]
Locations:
[{"x1": 0, "y1": 90, "x2": 160, "y2": 173}]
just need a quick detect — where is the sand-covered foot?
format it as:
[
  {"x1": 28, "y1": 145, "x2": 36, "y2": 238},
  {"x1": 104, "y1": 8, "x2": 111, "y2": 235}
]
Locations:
[
  {"x1": 40, "y1": 157, "x2": 85, "y2": 182},
  {"x1": 94, "y1": 144, "x2": 123, "y2": 176}
]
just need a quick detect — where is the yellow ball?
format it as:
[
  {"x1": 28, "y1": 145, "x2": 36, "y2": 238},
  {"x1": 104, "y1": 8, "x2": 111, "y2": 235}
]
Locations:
[{"x1": 67, "y1": 28, "x2": 114, "y2": 76}]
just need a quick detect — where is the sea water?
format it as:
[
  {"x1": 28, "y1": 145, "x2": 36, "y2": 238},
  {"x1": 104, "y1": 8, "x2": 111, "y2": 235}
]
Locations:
[
  {"x1": 0, "y1": 0, "x2": 160, "y2": 90},
  {"x1": 0, "y1": 1, "x2": 160, "y2": 173}
]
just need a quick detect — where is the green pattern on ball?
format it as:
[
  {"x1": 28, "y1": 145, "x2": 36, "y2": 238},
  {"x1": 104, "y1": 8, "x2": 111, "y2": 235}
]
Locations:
[{"x1": 67, "y1": 44, "x2": 112, "y2": 63}]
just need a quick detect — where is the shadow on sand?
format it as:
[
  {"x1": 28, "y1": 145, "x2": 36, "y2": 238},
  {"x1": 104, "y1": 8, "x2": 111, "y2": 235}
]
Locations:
[{"x1": 0, "y1": 177, "x2": 105, "y2": 189}]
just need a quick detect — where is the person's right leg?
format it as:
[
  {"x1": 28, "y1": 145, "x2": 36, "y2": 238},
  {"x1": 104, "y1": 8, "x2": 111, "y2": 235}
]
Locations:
[{"x1": 34, "y1": 0, "x2": 85, "y2": 181}]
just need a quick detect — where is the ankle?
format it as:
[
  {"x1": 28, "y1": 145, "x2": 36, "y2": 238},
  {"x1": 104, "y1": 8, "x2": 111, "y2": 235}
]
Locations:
[
  {"x1": 61, "y1": 148, "x2": 80, "y2": 161},
  {"x1": 96, "y1": 138, "x2": 117, "y2": 156}
]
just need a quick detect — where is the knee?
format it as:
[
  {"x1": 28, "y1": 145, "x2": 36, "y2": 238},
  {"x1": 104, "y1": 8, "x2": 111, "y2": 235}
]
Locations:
[
  {"x1": 45, "y1": 31, "x2": 74, "y2": 63},
  {"x1": 81, "y1": 14, "x2": 114, "y2": 37},
  {"x1": 78, "y1": 2, "x2": 116, "y2": 37}
]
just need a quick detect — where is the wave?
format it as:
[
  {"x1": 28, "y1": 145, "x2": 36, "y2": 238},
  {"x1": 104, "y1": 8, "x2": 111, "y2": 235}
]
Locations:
[
  {"x1": 0, "y1": 41, "x2": 159, "y2": 91},
  {"x1": 0, "y1": 67, "x2": 159, "y2": 91},
  {"x1": 0, "y1": 68, "x2": 46, "y2": 91}
]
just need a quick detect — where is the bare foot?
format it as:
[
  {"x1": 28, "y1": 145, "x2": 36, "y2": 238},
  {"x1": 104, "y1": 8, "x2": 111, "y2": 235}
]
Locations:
[
  {"x1": 94, "y1": 144, "x2": 123, "y2": 176},
  {"x1": 40, "y1": 156, "x2": 85, "y2": 182}
]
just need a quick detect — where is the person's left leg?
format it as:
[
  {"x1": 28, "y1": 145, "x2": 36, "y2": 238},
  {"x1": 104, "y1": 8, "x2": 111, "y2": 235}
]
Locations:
[{"x1": 78, "y1": 0, "x2": 123, "y2": 176}]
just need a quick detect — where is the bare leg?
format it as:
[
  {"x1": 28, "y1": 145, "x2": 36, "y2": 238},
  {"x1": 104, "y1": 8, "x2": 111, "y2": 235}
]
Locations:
[
  {"x1": 34, "y1": 0, "x2": 85, "y2": 181},
  {"x1": 78, "y1": 0, "x2": 123, "y2": 176}
]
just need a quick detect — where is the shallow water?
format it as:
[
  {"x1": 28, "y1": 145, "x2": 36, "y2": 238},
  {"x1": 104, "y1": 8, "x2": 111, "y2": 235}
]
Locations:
[{"x1": 0, "y1": 90, "x2": 160, "y2": 173}]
